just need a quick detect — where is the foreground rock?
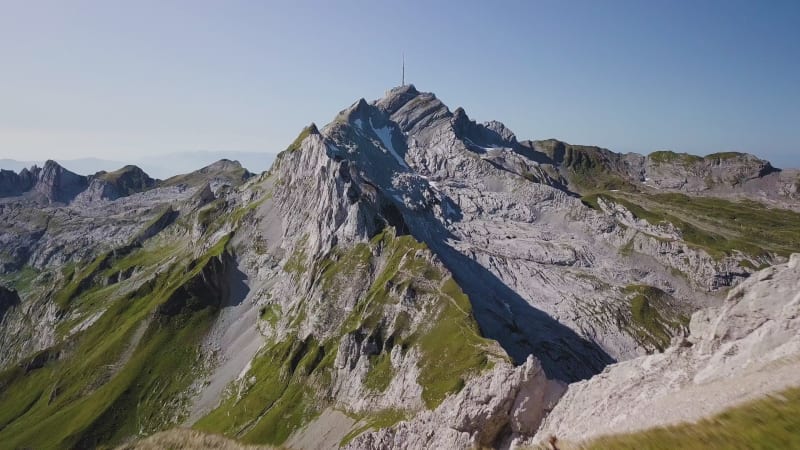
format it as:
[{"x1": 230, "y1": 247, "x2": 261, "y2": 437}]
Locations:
[
  {"x1": 349, "y1": 356, "x2": 564, "y2": 449},
  {"x1": 532, "y1": 254, "x2": 800, "y2": 445}
]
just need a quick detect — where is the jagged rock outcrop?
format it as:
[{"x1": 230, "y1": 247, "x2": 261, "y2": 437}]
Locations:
[
  {"x1": 527, "y1": 139, "x2": 645, "y2": 190},
  {"x1": 156, "y1": 251, "x2": 231, "y2": 317},
  {"x1": 348, "y1": 356, "x2": 564, "y2": 449},
  {"x1": 533, "y1": 254, "x2": 800, "y2": 445},
  {"x1": 163, "y1": 159, "x2": 252, "y2": 194},
  {"x1": 645, "y1": 151, "x2": 775, "y2": 191},
  {"x1": 75, "y1": 165, "x2": 156, "y2": 203},
  {"x1": 0, "y1": 167, "x2": 38, "y2": 197},
  {"x1": 514, "y1": 141, "x2": 800, "y2": 211},
  {"x1": 33, "y1": 160, "x2": 89, "y2": 203},
  {"x1": 1, "y1": 161, "x2": 158, "y2": 205},
  {"x1": 0, "y1": 160, "x2": 87, "y2": 203}
]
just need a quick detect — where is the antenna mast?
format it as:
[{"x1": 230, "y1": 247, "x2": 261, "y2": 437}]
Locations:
[{"x1": 402, "y1": 52, "x2": 405, "y2": 86}]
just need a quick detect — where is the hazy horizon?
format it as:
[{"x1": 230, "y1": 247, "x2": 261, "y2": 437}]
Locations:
[{"x1": 1, "y1": 1, "x2": 798, "y2": 169}]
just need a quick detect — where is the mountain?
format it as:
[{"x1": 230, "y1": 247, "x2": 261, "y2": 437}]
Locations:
[
  {"x1": 0, "y1": 160, "x2": 89, "y2": 203},
  {"x1": 78, "y1": 165, "x2": 158, "y2": 202},
  {"x1": 0, "y1": 85, "x2": 798, "y2": 449},
  {"x1": 0, "y1": 151, "x2": 276, "y2": 181},
  {"x1": 137, "y1": 151, "x2": 275, "y2": 179},
  {"x1": 0, "y1": 159, "x2": 252, "y2": 207}
]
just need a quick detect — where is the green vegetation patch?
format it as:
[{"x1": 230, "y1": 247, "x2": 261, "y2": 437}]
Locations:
[
  {"x1": 414, "y1": 277, "x2": 494, "y2": 408},
  {"x1": 705, "y1": 151, "x2": 746, "y2": 160},
  {"x1": 199, "y1": 228, "x2": 503, "y2": 445},
  {"x1": 586, "y1": 387, "x2": 800, "y2": 450},
  {"x1": 341, "y1": 231, "x2": 499, "y2": 409},
  {"x1": 583, "y1": 192, "x2": 800, "y2": 260},
  {"x1": 284, "y1": 125, "x2": 314, "y2": 154},
  {"x1": 0, "y1": 238, "x2": 231, "y2": 449},
  {"x1": 339, "y1": 408, "x2": 411, "y2": 447},
  {"x1": 283, "y1": 234, "x2": 309, "y2": 277},
  {"x1": 54, "y1": 251, "x2": 113, "y2": 309},
  {"x1": 620, "y1": 285, "x2": 688, "y2": 352},
  {"x1": 648, "y1": 150, "x2": 703, "y2": 165},
  {"x1": 562, "y1": 146, "x2": 636, "y2": 192},
  {"x1": 0, "y1": 266, "x2": 39, "y2": 295},
  {"x1": 197, "y1": 199, "x2": 226, "y2": 227},
  {"x1": 363, "y1": 352, "x2": 394, "y2": 392},
  {"x1": 194, "y1": 335, "x2": 331, "y2": 445},
  {"x1": 259, "y1": 303, "x2": 281, "y2": 326}
]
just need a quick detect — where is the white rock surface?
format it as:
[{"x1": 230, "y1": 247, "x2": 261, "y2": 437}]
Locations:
[
  {"x1": 349, "y1": 356, "x2": 565, "y2": 449},
  {"x1": 532, "y1": 254, "x2": 800, "y2": 445}
]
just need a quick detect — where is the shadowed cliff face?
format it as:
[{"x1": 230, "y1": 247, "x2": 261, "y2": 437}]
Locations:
[
  {"x1": 155, "y1": 251, "x2": 231, "y2": 318},
  {"x1": 34, "y1": 160, "x2": 89, "y2": 203},
  {"x1": 0, "y1": 285, "x2": 20, "y2": 322}
]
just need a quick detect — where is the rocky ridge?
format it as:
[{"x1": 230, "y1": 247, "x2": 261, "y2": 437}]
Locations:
[{"x1": 0, "y1": 85, "x2": 798, "y2": 449}]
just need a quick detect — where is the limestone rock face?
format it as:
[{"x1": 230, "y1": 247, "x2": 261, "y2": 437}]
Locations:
[
  {"x1": 0, "y1": 161, "x2": 88, "y2": 203},
  {"x1": 533, "y1": 254, "x2": 800, "y2": 444},
  {"x1": 349, "y1": 356, "x2": 565, "y2": 449},
  {"x1": 0, "y1": 168, "x2": 37, "y2": 197},
  {"x1": 74, "y1": 178, "x2": 118, "y2": 203},
  {"x1": 74, "y1": 165, "x2": 157, "y2": 203},
  {"x1": 33, "y1": 160, "x2": 89, "y2": 203},
  {"x1": 645, "y1": 152, "x2": 774, "y2": 191},
  {"x1": 1, "y1": 161, "x2": 160, "y2": 205}
]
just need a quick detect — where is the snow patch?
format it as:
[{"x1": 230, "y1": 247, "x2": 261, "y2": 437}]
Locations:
[
  {"x1": 370, "y1": 118, "x2": 409, "y2": 169},
  {"x1": 464, "y1": 137, "x2": 505, "y2": 152}
]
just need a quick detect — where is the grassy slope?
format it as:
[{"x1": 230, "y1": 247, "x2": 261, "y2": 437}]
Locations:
[
  {"x1": 195, "y1": 229, "x2": 501, "y2": 445},
  {"x1": 0, "y1": 236, "x2": 231, "y2": 449},
  {"x1": 583, "y1": 192, "x2": 800, "y2": 260},
  {"x1": 620, "y1": 285, "x2": 688, "y2": 352},
  {"x1": 585, "y1": 387, "x2": 800, "y2": 450},
  {"x1": 561, "y1": 146, "x2": 636, "y2": 192},
  {"x1": 648, "y1": 150, "x2": 703, "y2": 165},
  {"x1": 117, "y1": 428, "x2": 276, "y2": 450}
]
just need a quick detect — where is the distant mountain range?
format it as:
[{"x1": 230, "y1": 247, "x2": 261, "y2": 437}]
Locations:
[{"x1": 0, "y1": 151, "x2": 276, "y2": 179}]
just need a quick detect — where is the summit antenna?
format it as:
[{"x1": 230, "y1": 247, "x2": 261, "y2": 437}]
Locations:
[{"x1": 402, "y1": 53, "x2": 405, "y2": 87}]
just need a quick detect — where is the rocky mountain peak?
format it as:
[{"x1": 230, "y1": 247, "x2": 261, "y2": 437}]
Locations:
[
  {"x1": 0, "y1": 167, "x2": 36, "y2": 197},
  {"x1": 75, "y1": 165, "x2": 156, "y2": 203},
  {"x1": 374, "y1": 84, "x2": 422, "y2": 114},
  {"x1": 34, "y1": 160, "x2": 88, "y2": 203}
]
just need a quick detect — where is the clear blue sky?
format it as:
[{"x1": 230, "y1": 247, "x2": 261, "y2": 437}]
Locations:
[{"x1": 1, "y1": 0, "x2": 799, "y2": 168}]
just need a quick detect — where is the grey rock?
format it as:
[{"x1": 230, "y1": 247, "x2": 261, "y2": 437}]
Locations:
[{"x1": 532, "y1": 254, "x2": 800, "y2": 445}]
